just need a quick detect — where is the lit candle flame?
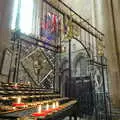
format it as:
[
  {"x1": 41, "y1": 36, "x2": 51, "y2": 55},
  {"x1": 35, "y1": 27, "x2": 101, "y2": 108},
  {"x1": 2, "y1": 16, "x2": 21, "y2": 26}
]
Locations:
[
  {"x1": 28, "y1": 81, "x2": 30, "y2": 85},
  {"x1": 17, "y1": 97, "x2": 21, "y2": 104},
  {"x1": 56, "y1": 102, "x2": 59, "y2": 107},
  {"x1": 15, "y1": 83, "x2": 18, "y2": 88},
  {"x1": 38, "y1": 105, "x2": 42, "y2": 113},
  {"x1": 13, "y1": 107, "x2": 15, "y2": 109},
  {"x1": 52, "y1": 102, "x2": 56, "y2": 109},
  {"x1": 46, "y1": 103, "x2": 49, "y2": 110}
]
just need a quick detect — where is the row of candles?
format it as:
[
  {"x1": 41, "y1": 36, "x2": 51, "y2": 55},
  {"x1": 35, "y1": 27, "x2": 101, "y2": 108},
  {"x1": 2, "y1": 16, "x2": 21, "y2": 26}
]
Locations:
[
  {"x1": 0, "y1": 94, "x2": 59, "y2": 101},
  {"x1": 0, "y1": 95, "x2": 76, "y2": 118},
  {"x1": 32, "y1": 101, "x2": 62, "y2": 117},
  {"x1": 12, "y1": 97, "x2": 65, "y2": 117},
  {"x1": 31, "y1": 100, "x2": 77, "y2": 117},
  {"x1": 12, "y1": 97, "x2": 60, "y2": 107}
]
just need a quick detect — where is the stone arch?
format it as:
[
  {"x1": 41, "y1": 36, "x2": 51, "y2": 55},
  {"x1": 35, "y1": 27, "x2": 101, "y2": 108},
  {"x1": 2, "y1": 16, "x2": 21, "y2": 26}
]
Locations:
[{"x1": 73, "y1": 51, "x2": 88, "y2": 76}]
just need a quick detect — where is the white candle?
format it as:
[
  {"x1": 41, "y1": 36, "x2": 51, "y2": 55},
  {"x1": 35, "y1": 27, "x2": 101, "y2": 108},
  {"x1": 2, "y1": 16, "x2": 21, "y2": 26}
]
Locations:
[{"x1": 38, "y1": 105, "x2": 42, "y2": 113}]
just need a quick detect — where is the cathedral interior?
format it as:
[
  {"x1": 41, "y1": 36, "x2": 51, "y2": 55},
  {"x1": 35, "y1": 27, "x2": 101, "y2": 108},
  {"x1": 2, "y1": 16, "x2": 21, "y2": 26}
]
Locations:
[{"x1": 0, "y1": 0, "x2": 120, "y2": 120}]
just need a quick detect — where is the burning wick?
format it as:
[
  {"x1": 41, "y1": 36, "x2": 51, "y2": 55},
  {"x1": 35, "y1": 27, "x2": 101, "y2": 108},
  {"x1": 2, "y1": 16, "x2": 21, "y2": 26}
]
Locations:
[
  {"x1": 32, "y1": 104, "x2": 47, "y2": 117},
  {"x1": 13, "y1": 97, "x2": 26, "y2": 107},
  {"x1": 13, "y1": 107, "x2": 16, "y2": 110},
  {"x1": 17, "y1": 97, "x2": 21, "y2": 104},
  {"x1": 15, "y1": 83, "x2": 17, "y2": 86},
  {"x1": 13, "y1": 83, "x2": 18, "y2": 88},
  {"x1": 38, "y1": 105, "x2": 42, "y2": 113},
  {"x1": 56, "y1": 102, "x2": 59, "y2": 107},
  {"x1": 46, "y1": 103, "x2": 49, "y2": 110},
  {"x1": 28, "y1": 81, "x2": 30, "y2": 85},
  {"x1": 52, "y1": 102, "x2": 56, "y2": 109}
]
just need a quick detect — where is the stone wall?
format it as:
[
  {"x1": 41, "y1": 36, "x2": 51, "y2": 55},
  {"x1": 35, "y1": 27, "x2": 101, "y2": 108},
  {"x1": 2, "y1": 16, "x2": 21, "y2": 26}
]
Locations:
[
  {"x1": 0, "y1": 0, "x2": 14, "y2": 83},
  {"x1": 62, "y1": 0, "x2": 92, "y2": 23},
  {"x1": 93, "y1": 0, "x2": 120, "y2": 108}
]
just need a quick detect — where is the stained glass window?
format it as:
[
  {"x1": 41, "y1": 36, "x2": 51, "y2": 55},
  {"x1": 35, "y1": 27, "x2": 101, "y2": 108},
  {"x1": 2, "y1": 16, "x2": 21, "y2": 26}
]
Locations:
[{"x1": 41, "y1": 12, "x2": 61, "y2": 41}]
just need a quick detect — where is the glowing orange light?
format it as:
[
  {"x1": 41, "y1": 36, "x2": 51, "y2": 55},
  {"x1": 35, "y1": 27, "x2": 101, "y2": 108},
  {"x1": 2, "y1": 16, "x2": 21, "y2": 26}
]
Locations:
[
  {"x1": 12, "y1": 97, "x2": 26, "y2": 107},
  {"x1": 46, "y1": 103, "x2": 49, "y2": 110},
  {"x1": 17, "y1": 97, "x2": 21, "y2": 104},
  {"x1": 32, "y1": 112, "x2": 48, "y2": 117},
  {"x1": 12, "y1": 83, "x2": 18, "y2": 88},
  {"x1": 56, "y1": 101, "x2": 59, "y2": 107},
  {"x1": 38, "y1": 105, "x2": 42, "y2": 113},
  {"x1": 52, "y1": 102, "x2": 56, "y2": 109}
]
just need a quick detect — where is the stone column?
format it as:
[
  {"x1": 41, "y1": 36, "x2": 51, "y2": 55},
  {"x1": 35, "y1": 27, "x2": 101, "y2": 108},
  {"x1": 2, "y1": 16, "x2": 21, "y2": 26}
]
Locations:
[
  {"x1": 32, "y1": 0, "x2": 42, "y2": 37},
  {"x1": 0, "y1": 0, "x2": 14, "y2": 82},
  {"x1": 92, "y1": 0, "x2": 120, "y2": 108},
  {"x1": 0, "y1": 0, "x2": 14, "y2": 63}
]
